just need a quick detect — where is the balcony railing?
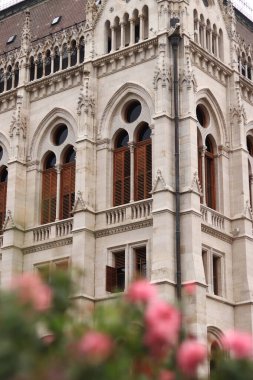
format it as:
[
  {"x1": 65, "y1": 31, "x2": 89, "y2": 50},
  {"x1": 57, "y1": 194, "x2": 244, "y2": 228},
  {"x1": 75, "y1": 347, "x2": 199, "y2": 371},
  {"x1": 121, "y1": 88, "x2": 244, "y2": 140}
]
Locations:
[
  {"x1": 32, "y1": 218, "x2": 73, "y2": 243},
  {"x1": 200, "y1": 205, "x2": 231, "y2": 234},
  {"x1": 105, "y1": 199, "x2": 153, "y2": 226}
]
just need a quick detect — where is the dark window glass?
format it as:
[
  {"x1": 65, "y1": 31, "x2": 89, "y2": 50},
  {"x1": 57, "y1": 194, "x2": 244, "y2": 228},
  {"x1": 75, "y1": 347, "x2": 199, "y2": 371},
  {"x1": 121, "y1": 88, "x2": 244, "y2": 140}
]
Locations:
[
  {"x1": 70, "y1": 41, "x2": 77, "y2": 66},
  {"x1": 115, "y1": 130, "x2": 129, "y2": 148},
  {"x1": 0, "y1": 147, "x2": 3, "y2": 161},
  {"x1": 79, "y1": 38, "x2": 85, "y2": 63},
  {"x1": 37, "y1": 53, "x2": 43, "y2": 79},
  {"x1": 14, "y1": 64, "x2": 19, "y2": 87},
  {"x1": 45, "y1": 51, "x2": 51, "y2": 76},
  {"x1": 45, "y1": 153, "x2": 56, "y2": 169},
  {"x1": 125, "y1": 100, "x2": 141, "y2": 123},
  {"x1": 137, "y1": 123, "x2": 151, "y2": 142},
  {"x1": 0, "y1": 69, "x2": 4, "y2": 93},
  {"x1": 0, "y1": 167, "x2": 8, "y2": 182},
  {"x1": 30, "y1": 57, "x2": 35, "y2": 81},
  {"x1": 54, "y1": 48, "x2": 60, "y2": 72},
  {"x1": 53, "y1": 125, "x2": 68, "y2": 146},
  {"x1": 64, "y1": 147, "x2": 75, "y2": 164}
]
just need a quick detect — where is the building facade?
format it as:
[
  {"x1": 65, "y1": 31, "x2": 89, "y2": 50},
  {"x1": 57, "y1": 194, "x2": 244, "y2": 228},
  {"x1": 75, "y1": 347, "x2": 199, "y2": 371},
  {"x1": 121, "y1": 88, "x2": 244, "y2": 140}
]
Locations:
[{"x1": 0, "y1": 0, "x2": 253, "y2": 368}]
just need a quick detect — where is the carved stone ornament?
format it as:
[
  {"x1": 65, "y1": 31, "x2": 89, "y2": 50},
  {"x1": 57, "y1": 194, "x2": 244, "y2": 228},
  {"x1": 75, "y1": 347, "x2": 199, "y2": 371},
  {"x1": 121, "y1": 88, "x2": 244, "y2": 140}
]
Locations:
[
  {"x1": 3, "y1": 210, "x2": 16, "y2": 231},
  {"x1": 85, "y1": 0, "x2": 98, "y2": 29},
  {"x1": 191, "y1": 171, "x2": 202, "y2": 195},
  {"x1": 244, "y1": 200, "x2": 253, "y2": 220},
  {"x1": 72, "y1": 191, "x2": 90, "y2": 213},
  {"x1": 151, "y1": 169, "x2": 171, "y2": 193},
  {"x1": 9, "y1": 95, "x2": 27, "y2": 161},
  {"x1": 20, "y1": 10, "x2": 31, "y2": 57}
]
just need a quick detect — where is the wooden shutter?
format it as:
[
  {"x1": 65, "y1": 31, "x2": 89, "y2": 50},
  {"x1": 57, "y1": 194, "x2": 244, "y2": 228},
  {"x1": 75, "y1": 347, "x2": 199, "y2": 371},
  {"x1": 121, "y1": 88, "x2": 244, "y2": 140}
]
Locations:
[
  {"x1": 0, "y1": 181, "x2": 7, "y2": 234},
  {"x1": 113, "y1": 148, "x2": 130, "y2": 206},
  {"x1": 205, "y1": 152, "x2": 216, "y2": 209},
  {"x1": 106, "y1": 265, "x2": 117, "y2": 292},
  {"x1": 41, "y1": 169, "x2": 57, "y2": 224},
  {"x1": 135, "y1": 140, "x2": 152, "y2": 201},
  {"x1": 60, "y1": 162, "x2": 75, "y2": 220}
]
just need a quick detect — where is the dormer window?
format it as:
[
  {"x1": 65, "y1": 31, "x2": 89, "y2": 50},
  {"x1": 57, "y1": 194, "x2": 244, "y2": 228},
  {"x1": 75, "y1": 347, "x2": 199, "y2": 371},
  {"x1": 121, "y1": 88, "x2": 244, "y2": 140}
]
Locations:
[
  {"x1": 51, "y1": 16, "x2": 61, "y2": 26},
  {"x1": 7, "y1": 35, "x2": 16, "y2": 44}
]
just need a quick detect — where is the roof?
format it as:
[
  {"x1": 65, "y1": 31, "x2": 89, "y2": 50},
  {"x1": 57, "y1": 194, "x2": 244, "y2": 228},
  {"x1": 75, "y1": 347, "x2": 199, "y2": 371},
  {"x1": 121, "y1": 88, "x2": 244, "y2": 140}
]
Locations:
[
  {"x1": 0, "y1": 0, "x2": 86, "y2": 55},
  {"x1": 235, "y1": 7, "x2": 253, "y2": 46}
]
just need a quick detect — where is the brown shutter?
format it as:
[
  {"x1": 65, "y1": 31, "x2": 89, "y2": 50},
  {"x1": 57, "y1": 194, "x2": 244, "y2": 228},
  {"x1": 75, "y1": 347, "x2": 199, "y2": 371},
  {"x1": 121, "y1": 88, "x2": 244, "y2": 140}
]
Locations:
[
  {"x1": 106, "y1": 265, "x2": 117, "y2": 292},
  {"x1": 41, "y1": 169, "x2": 57, "y2": 224},
  {"x1": 60, "y1": 162, "x2": 75, "y2": 220},
  {"x1": 205, "y1": 153, "x2": 216, "y2": 210},
  {"x1": 113, "y1": 148, "x2": 130, "y2": 206},
  {"x1": 135, "y1": 140, "x2": 152, "y2": 201},
  {"x1": 0, "y1": 181, "x2": 7, "y2": 234}
]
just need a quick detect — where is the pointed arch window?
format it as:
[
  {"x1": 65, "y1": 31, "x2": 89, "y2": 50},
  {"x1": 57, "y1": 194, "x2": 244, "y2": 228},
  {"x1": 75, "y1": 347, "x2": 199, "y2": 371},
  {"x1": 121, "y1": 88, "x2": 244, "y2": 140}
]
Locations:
[
  {"x1": 60, "y1": 147, "x2": 76, "y2": 220},
  {"x1": 113, "y1": 130, "x2": 130, "y2": 206},
  {"x1": 37, "y1": 53, "x2": 43, "y2": 79},
  {"x1": 29, "y1": 57, "x2": 35, "y2": 81},
  {"x1": 70, "y1": 40, "x2": 77, "y2": 66},
  {"x1": 79, "y1": 37, "x2": 85, "y2": 63},
  {"x1": 14, "y1": 62, "x2": 19, "y2": 88},
  {"x1": 247, "y1": 135, "x2": 253, "y2": 209},
  {"x1": 6, "y1": 66, "x2": 12, "y2": 91},
  {"x1": 0, "y1": 166, "x2": 8, "y2": 234},
  {"x1": 205, "y1": 136, "x2": 216, "y2": 209},
  {"x1": 62, "y1": 44, "x2": 68, "y2": 70},
  {"x1": 54, "y1": 47, "x2": 60, "y2": 72},
  {"x1": 134, "y1": 123, "x2": 152, "y2": 201},
  {"x1": 41, "y1": 152, "x2": 57, "y2": 224},
  {"x1": 45, "y1": 50, "x2": 51, "y2": 76}
]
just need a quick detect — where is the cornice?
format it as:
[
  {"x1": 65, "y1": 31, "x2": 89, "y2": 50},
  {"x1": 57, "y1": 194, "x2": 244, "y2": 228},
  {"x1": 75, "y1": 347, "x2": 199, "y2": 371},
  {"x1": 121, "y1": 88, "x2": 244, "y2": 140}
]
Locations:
[
  {"x1": 201, "y1": 223, "x2": 233, "y2": 243},
  {"x1": 23, "y1": 237, "x2": 72, "y2": 254},
  {"x1": 95, "y1": 219, "x2": 153, "y2": 238},
  {"x1": 93, "y1": 37, "x2": 158, "y2": 67}
]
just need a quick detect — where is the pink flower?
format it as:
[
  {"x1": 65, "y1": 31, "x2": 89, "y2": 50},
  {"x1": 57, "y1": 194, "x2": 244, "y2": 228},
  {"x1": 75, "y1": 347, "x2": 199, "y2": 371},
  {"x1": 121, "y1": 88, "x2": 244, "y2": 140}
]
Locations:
[
  {"x1": 184, "y1": 282, "x2": 196, "y2": 295},
  {"x1": 177, "y1": 340, "x2": 207, "y2": 376},
  {"x1": 41, "y1": 334, "x2": 55, "y2": 345},
  {"x1": 144, "y1": 301, "x2": 181, "y2": 356},
  {"x1": 221, "y1": 330, "x2": 253, "y2": 359},
  {"x1": 159, "y1": 370, "x2": 175, "y2": 380},
  {"x1": 11, "y1": 273, "x2": 52, "y2": 311},
  {"x1": 77, "y1": 331, "x2": 113, "y2": 363},
  {"x1": 126, "y1": 280, "x2": 157, "y2": 304}
]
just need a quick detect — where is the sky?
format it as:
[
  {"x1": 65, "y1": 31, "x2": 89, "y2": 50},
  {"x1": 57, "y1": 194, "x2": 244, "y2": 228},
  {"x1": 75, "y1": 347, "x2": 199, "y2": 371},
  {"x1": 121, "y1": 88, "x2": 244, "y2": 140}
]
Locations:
[{"x1": 0, "y1": 0, "x2": 252, "y2": 20}]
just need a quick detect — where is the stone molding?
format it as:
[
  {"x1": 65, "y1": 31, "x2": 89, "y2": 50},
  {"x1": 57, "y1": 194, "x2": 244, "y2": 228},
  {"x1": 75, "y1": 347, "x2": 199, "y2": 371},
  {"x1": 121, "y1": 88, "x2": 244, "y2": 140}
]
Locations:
[
  {"x1": 23, "y1": 237, "x2": 72, "y2": 255},
  {"x1": 95, "y1": 219, "x2": 153, "y2": 238},
  {"x1": 201, "y1": 224, "x2": 233, "y2": 243}
]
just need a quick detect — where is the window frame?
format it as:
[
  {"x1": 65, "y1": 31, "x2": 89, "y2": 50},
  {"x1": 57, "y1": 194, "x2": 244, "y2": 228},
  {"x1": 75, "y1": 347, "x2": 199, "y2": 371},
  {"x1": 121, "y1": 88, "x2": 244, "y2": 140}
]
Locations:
[
  {"x1": 202, "y1": 246, "x2": 225, "y2": 297},
  {"x1": 106, "y1": 242, "x2": 149, "y2": 294}
]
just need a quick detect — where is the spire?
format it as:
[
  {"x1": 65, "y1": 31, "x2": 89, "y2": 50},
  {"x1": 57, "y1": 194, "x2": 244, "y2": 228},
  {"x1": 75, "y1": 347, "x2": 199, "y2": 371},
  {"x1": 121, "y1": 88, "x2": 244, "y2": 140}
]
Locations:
[
  {"x1": 20, "y1": 10, "x2": 31, "y2": 56},
  {"x1": 85, "y1": 0, "x2": 97, "y2": 28}
]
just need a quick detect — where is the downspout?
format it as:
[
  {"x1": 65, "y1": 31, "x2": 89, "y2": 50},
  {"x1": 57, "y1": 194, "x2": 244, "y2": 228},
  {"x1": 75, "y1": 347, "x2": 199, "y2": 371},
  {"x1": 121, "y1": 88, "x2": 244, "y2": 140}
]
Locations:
[{"x1": 168, "y1": 20, "x2": 182, "y2": 300}]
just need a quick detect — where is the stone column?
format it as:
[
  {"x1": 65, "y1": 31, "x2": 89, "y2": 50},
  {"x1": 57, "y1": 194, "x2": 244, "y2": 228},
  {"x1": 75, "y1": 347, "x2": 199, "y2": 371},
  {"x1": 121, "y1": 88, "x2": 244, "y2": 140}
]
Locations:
[
  {"x1": 120, "y1": 22, "x2": 125, "y2": 49},
  {"x1": 111, "y1": 26, "x2": 116, "y2": 52},
  {"x1": 130, "y1": 19, "x2": 135, "y2": 45},
  {"x1": 139, "y1": 14, "x2": 144, "y2": 41}
]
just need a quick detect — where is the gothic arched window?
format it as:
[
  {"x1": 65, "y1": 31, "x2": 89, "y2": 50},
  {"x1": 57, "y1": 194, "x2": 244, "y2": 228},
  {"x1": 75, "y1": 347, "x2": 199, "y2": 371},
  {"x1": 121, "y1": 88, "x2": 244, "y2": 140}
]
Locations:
[
  {"x1": 113, "y1": 130, "x2": 130, "y2": 206},
  {"x1": 60, "y1": 147, "x2": 76, "y2": 220},
  {"x1": 41, "y1": 152, "x2": 57, "y2": 224},
  {"x1": 205, "y1": 136, "x2": 216, "y2": 209},
  {"x1": 134, "y1": 123, "x2": 152, "y2": 201},
  {"x1": 0, "y1": 166, "x2": 8, "y2": 234}
]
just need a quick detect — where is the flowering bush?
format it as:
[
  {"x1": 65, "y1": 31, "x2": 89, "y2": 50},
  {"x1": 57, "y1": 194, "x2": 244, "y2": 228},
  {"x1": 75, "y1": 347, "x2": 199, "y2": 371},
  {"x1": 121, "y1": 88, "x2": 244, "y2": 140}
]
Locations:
[{"x1": 0, "y1": 272, "x2": 253, "y2": 380}]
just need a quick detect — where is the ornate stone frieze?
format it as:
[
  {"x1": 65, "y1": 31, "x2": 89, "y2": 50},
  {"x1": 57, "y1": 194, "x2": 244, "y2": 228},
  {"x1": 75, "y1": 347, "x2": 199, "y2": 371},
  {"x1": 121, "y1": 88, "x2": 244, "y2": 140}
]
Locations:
[
  {"x1": 96, "y1": 219, "x2": 153, "y2": 238},
  {"x1": 201, "y1": 224, "x2": 233, "y2": 244},
  {"x1": 23, "y1": 237, "x2": 73, "y2": 255}
]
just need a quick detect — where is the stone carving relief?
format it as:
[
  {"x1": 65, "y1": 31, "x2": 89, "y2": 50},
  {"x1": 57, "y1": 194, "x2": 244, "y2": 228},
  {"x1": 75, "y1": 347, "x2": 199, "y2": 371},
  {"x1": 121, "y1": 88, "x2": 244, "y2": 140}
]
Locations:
[
  {"x1": 153, "y1": 43, "x2": 171, "y2": 114},
  {"x1": 77, "y1": 74, "x2": 95, "y2": 139},
  {"x1": 3, "y1": 210, "x2": 16, "y2": 231},
  {"x1": 9, "y1": 95, "x2": 27, "y2": 161},
  {"x1": 191, "y1": 171, "x2": 202, "y2": 195},
  {"x1": 20, "y1": 10, "x2": 31, "y2": 57},
  {"x1": 72, "y1": 191, "x2": 92, "y2": 213},
  {"x1": 152, "y1": 169, "x2": 171, "y2": 193}
]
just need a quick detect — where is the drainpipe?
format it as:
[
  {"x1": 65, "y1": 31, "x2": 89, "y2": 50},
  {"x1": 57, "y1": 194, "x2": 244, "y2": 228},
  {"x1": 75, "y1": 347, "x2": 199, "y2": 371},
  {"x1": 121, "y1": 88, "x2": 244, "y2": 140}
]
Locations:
[{"x1": 168, "y1": 19, "x2": 182, "y2": 300}]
